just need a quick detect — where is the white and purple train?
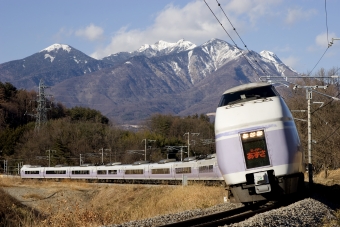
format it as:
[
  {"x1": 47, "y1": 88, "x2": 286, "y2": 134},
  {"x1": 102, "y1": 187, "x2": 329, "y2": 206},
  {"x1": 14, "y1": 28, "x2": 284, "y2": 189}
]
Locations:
[
  {"x1": 215, "y1": 82, "x2": 305, "y2": 204},
  {"x1": 20, "y1": 154, "x2": 224, "y2": 184}
]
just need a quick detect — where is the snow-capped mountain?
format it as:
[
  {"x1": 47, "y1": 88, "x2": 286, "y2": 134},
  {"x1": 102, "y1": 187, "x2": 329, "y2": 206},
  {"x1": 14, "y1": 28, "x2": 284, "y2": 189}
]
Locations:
[
  {"x1": 260, "y1": 50, "x2": 283, "y2": 64},
  {"x1": 102, "y1": 39, "x2": 196, "y2": 66},
  {"x1": 0, "y1": 44, "x2": 113, "y2": 89},
  {"x1": 137, "y1": 39, "x2": 196, "y2": 57},
  {"x1": 259, "y1": 50, "x2": 297, "y2": 75},
  {"x1": 0, "y1": 39, "x2": 298, "y2": 123}
]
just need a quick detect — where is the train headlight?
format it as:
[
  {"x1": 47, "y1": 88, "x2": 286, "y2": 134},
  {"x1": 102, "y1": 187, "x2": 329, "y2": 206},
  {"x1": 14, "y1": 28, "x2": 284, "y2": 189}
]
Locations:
[
  {"x1": 241, "y1": 130, "x2": 264, "y2": 141},
  {"x1": 256, "y1": 131, "x2": 263, "y2": 137},
  {"x1": 242, "y1": 133, "x2": 249, "y2": 139}
]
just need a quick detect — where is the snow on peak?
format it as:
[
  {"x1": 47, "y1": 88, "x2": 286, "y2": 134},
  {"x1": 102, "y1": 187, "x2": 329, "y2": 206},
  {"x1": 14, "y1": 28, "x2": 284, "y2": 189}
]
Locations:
[
  {"x1": 40, "y1": 44, "x2": 72, "y2": 53},
  {"x1": 138, "y1": 39, "x2": 196, "y2": 53},
  {"x1": 260, "y1": 50, "x2": 282, "y2": 64},
  {"x1": 203, "y1": 38, "x2": 225, "y2": 45}
]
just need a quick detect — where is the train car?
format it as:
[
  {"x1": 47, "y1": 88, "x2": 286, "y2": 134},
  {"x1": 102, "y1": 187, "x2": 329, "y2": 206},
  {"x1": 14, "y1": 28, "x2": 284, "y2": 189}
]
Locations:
[
  {"x1": 215, "y1": 82, "x2": 304, "y2": 204},
  {"x1": 96, "y1": 162, "x2": 125, "y2": 182},
  {"x1": 44, "y1": 165, "x2": 70, "y2": 179},
  {"x1": 149, "y1": 160, "x2": 176, "y2": 181},
  {"x1": 21, "y1": 165, "x2": 44, "y2": 178},
  {"x1": 69, "y1": 165, "x2": 97, "y2": 180},
  {"x1": 122, "y1": 163, "x2": 149, "y2": 181},
  {"x1": 196, "y1": 154, "x2": 222, "y2": 181},
  {"x1": 173, "y1": 159, "x2": 198, "y2": 180}
]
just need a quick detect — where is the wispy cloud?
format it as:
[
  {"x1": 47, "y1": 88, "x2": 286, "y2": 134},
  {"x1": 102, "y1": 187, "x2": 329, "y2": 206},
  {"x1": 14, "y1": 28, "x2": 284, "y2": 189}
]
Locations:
[
  {"x1": 226, "y1": 0, "x2": 282, "y2": 25},
  {"x1": 75, "y1": 23, "x2": 104, "y2": 41},
  {"x1": 315, "y1": 32, "x2": 338, "y2": 47},
  {"x1": 285, "y1": 7, "x2": 317, "y2": 25},
  {"x1": 53, "y1": 27, "x2": 74, "y2": 43},
  {"x1": 281, "y1": 55, "x2": 299, "y2": 69}
]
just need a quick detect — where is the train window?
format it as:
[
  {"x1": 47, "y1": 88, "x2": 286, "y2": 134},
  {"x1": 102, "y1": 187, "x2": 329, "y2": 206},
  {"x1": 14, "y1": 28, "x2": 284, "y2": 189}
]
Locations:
[
  {"x1": 46, "y1": 170, "x2": 66, "y2": 174},
  {"x1": 97, "y1": 170, "x2": 107, "y2": 175},
  {"x1": 71, "y1": 170, "x2": 90, "y2": 175},
  {"x1": 151, "y1": 168, "x2": 170, "y2": 174},
  {"x1": 241, "y1": 130, "x2": 270, "y2": 169},
  {"x1": 175, "y1": 167, "x2": 191, "y2": 174},
  {"x1": 218, "y1": 86, "x2": 277, "y2": 107},
  {"x1": 199, "y1": 165, "x2": 213, "y2": 173},
  {"x1": 25, "y1": 171, "x2": 39, "y2": 174},
  {"x1": 125, "y1": 169, "x2": 143, "y2": 174},
  {"x1": 108, "y1": 170, "x2": 117, "y2": 174}
]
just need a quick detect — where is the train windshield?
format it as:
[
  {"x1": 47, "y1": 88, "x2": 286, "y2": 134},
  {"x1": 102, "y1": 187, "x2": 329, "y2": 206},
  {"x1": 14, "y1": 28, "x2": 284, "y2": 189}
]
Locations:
[{"x1": 218, "y1": 85, "x2": 278, "y2": 107}]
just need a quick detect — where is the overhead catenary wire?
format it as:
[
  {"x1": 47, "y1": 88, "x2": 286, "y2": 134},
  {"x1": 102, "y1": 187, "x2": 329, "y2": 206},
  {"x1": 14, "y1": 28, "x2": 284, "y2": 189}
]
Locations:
[
  {"x1": 301, "y1": 0, "x2": 335, "y2": 78},
  {"x1": 204, "y1": 0, "x2": 263, "y2": 80},
  {"x1": 206, "y1": 0, "x2": 336, "y2": 83},
  {"x1": 325, "y1": 0, "x2": 329, "y2": 44},
  {"x1": 215, "y1": 0, "x2": 268, "y2": 76},
  {"x1": 316, "y1": 123, "x2": 340, "y2": 145},
  {"x1": 313, "y1": 111, "x2": 340, "y2": 141},
  {"x1": 307, "y1": 0, "x2": 332, "y2": 76}
]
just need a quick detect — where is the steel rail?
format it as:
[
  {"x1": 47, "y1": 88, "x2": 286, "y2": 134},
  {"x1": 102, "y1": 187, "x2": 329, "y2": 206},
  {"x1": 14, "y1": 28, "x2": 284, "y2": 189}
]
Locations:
[{"x1": 159, "y1": 196, "x2": 305, "y2": 227}]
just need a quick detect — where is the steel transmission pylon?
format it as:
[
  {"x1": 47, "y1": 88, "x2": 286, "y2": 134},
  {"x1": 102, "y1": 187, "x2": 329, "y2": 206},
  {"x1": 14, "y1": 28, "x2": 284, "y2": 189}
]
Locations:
[{"x1": 26, "y1": 79, "x2": 52, "y2": 131}]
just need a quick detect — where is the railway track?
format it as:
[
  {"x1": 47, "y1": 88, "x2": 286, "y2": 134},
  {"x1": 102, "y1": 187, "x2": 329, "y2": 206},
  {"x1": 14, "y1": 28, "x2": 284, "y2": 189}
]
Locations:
[{"x1": 159, "y1": 196, "x2": 304, "y2": 227}]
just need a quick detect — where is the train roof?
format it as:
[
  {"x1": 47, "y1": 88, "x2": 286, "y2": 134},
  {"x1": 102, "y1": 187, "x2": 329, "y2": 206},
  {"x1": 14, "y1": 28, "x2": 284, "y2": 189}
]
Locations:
[
  {"x1": 22, "y1": 165, "x2": 42, "y2": 168},
  {"x1": 223, "y1": 82, "x2": 271, "y2": 94}
]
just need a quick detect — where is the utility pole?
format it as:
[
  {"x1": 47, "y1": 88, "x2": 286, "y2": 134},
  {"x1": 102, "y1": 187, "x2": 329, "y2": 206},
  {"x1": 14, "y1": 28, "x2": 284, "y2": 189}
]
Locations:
[
  {"x1": 183, "y1": 132, "x2": 199, "y2": 158},
  {"x1": 80, "y1": 154, "x2": 83, "y2": 165},
  {"x1": 296, "y1": 85, "x2": 337, "y2": 189},
  {"x1": 142, "y1": 139, "x2": 156, "y2": 161},
  {"x1": 17, "y1": 162, "x2": 23, "y2": 175},
  {"x1": 3, "y1": 160, "x2": 7, "y2": 174},
  {"x1": 98, "y1": 148, "x2": 111, "y2": 164},
  {"x1": 307, "y1": 88, "x2": 313, "y2": 187},
  {"x1": 46, "y1": 149, "x2": 56, "y2": 167}
]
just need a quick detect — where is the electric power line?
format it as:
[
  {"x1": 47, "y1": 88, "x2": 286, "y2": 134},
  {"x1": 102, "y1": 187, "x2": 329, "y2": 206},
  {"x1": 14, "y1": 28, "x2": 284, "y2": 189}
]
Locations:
[
  {"x1": 204, "y1": 0, "x2": 263, "y2": 80},
  {"x1": 215, "y1": 0, "x2": 268, "y2": 76},
  {"x1": 325, "y1": 0, "x2": 329, "y2": 43}
]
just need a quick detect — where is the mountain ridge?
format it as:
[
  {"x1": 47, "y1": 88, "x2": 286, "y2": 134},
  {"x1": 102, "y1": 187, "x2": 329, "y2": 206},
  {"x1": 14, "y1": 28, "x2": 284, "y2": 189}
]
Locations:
[{"x1": 0, "y1": 38, "x2": 298, "y2": 124}]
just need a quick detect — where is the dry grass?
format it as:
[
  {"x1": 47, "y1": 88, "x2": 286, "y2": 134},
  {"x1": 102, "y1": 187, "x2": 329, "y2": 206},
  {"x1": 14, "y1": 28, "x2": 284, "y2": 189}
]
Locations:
[
  {"x1": 3, "y1": 168, "x2": 339, "y2": 227},
  {"x1": 0, "y1": 178, "x2": 227, "y2": 227},
  {"x1": 310, "y1": 169, "x2": 340, "y2": 227}
]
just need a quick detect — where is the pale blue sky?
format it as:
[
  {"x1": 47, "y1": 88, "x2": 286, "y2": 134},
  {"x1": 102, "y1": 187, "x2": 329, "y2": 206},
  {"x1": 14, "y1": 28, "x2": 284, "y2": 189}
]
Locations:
[{"x1": 1, "y1": 0, "x2": 339, "y2": 74}]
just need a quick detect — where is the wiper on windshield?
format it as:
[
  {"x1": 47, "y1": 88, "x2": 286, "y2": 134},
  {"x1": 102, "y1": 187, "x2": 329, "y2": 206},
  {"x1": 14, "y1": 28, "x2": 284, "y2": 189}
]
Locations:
[{"x1": 228, "y1": 94, "x2": 261, "y2": 105}]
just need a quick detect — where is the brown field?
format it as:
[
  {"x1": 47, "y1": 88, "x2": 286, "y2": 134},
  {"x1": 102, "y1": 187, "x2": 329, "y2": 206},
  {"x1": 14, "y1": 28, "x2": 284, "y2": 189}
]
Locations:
[
  {"x1": 0, "y1": 178, "x2": 228, "y2": 227},
  {"x1": 1, "y1": 170, "x2": 340, "y2": 227}
]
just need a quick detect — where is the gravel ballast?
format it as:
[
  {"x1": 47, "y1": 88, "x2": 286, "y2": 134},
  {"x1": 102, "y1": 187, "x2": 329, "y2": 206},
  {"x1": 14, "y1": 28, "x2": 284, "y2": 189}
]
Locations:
[{"x1": 106, "y1": 198, "x2": 336, "y2": 227}]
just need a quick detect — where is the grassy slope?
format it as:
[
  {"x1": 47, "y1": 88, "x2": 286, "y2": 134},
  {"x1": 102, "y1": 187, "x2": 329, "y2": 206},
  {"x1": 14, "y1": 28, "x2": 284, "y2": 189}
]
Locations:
[
  {"x1": 1, "y1": 169, "x2": 340, "y2": 227},
  {"x1": 0, "y1": 178, "x2": 227, "y2": 226}
]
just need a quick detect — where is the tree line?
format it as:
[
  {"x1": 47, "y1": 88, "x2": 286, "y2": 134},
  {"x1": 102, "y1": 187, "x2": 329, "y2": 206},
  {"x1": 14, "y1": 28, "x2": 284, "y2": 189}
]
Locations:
[
  {"x1": 1, "y1": 67, "x2": 340, "y2": 174},
  {"x1": 0, "y1": 82, "x2": 215, "y2": 173}
]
